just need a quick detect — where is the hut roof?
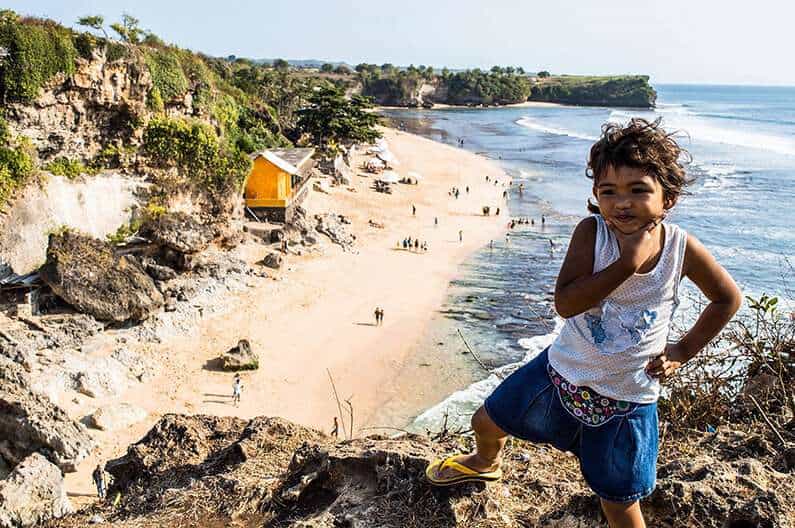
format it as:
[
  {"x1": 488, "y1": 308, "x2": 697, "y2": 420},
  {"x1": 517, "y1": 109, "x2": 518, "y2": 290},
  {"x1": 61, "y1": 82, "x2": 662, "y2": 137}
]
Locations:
[{"x1": 250, "y1": 148, "x2": 315, "y2": 175}]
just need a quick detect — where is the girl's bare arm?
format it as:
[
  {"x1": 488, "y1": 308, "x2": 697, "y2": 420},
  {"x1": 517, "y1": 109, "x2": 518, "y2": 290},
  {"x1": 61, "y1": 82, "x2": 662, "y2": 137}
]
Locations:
[
  {"x1": 672, "y1": 235, "x2": 742, "y2": 361},
  {"x1": 554, "y1": 218, "x2": 638, "y2": 318}
]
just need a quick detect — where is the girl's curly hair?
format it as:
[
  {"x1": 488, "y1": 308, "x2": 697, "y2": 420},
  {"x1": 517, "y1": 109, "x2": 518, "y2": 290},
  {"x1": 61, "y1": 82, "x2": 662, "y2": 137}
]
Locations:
[{"x1": 586, "y1": 117, "x2": 694, "y2": 214}]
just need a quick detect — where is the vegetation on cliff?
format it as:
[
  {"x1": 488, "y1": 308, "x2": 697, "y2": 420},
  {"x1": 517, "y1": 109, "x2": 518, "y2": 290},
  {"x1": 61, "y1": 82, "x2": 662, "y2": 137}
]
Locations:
[
  {"x1": 354, "y1": 63, "x2": 655, "y2": 108},
  {"x1": 0, "y1": 10, "x2": 381, "y2": 211},
  {"x1": 529, "y1": 75, "x2": 657, "y2": 107}
]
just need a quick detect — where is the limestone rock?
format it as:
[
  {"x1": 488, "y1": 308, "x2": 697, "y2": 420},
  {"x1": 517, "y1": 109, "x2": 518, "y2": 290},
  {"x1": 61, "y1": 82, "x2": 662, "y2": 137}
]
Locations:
[
  {"x1": 261, "y1": 252, "x2": 283, "y2": 270},
  {"x1": 0, "y1": 357, "x2": 94, "y2": 472},
  {"x1": 87, "y1": 403, "x2": 147, "y2": 431},
  {"x1": 220, "y1": 340, "x2": 259, "y2": 371},
  {"x1": 39, "y1": 231, "x2": 163, "y2": 323},
  {"x1": 315, "y1": 213, "x2": 356, "y2": 251},
  {"x1": 140, "y1": 212, "x2": 214, "y2": 254},
  {"x1": 143, "y1": 261, "x2": 177, "y2": 282},
  {"x1": 0, "y1": 453, "x2": 73, "y2": 528}
]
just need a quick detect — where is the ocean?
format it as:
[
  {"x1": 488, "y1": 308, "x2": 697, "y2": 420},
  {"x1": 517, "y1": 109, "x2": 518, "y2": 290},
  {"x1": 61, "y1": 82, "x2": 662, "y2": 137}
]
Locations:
[{"x1": 380, "y1": 84, "x2": 795, "y2": 431}]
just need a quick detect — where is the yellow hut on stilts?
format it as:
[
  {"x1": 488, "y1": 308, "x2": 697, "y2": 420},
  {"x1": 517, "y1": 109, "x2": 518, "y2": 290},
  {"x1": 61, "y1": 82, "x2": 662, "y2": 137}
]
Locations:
[{"x1": 243, "y1": 148, "x2": 315, "y2": 222}]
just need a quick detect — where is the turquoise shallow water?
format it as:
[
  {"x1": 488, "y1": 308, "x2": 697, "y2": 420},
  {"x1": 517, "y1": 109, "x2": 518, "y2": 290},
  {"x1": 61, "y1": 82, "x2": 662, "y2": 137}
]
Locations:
[{"x1": 380, "y1": 84, "x2": 795, "y2": 430}]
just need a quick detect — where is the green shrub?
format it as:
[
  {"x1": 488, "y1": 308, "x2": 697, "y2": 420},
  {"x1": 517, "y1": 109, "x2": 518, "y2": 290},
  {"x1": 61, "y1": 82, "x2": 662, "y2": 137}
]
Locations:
[
  {"x1": 146, "y1": 87, "x2": 164, "y2": 112},
  {"x1": 0, "y1": 142, "x2": 35, "y2": 207},
  {"x1": 91, "y1": 144, "x2": 121, "y2": 169},
  {"x1": 144, "y1": 47, "x2": 188, "y2": 103},
  {"x1": 45, "y1": 156, "x2": 93, "y2": 179},
  {"x1": 142, "y1": 116, "x2": 251, "y2": 190},
  {"x1": 0, "y1": 13, "x2": 78, "y2": 101},
  {"x1": 105, "y1": 41, "x2": 128, "y2": 62},
  {"x1": 73, "y1": 32, "x2": 96, "y2": 60}
]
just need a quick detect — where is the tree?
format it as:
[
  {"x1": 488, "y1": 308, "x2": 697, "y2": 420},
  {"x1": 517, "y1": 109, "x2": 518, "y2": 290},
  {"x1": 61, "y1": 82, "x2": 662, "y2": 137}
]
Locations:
[
  {"x1": 77, "y1": 15, "x2": 108, "y2": 39},
  {"x1": 296, "y1": 86, "x2": 381, "y2": 150},
  {"x1": 320, "y1": 63, "x2": 334, "y2": 73},
  {"x1": 110, "y1": 13, "x2": 142, "y2": 44},
  {"x1": 491, "y1": 65, "x2": 503, "y2": 74},
  {"x1": 537, "y1": 70, "x2": 551, "y2": 78},
  {"x1": 516, "y1": 66, "x2": 525, "y2": 75},
  {"x1": 333, "y1": 64, "x2": 351, "y2": 75},
  {"x1": 272, "y1": 58, "x2": 289, "y2": 71}
]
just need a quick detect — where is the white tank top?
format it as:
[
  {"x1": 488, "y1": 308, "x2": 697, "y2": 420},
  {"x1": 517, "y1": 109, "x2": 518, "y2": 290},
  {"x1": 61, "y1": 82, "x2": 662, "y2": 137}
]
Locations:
[{"x1": 548, "y1": 215, "x2": 687, "y2": 403}]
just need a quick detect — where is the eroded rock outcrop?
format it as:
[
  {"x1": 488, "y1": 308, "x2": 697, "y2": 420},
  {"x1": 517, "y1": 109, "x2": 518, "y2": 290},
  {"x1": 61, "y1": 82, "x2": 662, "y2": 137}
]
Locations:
[
  {"x1": 42, "y1": 415, "x2": 795, "y2": 528},
  {"x1": 0, "y1": 357, "x2": 94, "y2": 472},
  {"x1": 0, "y1": 453, "x2": 73, "y2": 528},
  {"x1": 140, "y1": 212, "x2": 215, "y2": 255},
  {"x1": 39, "y1": 231, "x2": 163, "y2": 323}
]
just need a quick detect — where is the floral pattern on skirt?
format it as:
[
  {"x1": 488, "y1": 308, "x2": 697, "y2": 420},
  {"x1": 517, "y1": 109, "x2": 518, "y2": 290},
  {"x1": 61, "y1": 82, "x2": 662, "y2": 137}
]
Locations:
[{"x1": 547, "y1": 363, "x2": 637, "y2": 427}]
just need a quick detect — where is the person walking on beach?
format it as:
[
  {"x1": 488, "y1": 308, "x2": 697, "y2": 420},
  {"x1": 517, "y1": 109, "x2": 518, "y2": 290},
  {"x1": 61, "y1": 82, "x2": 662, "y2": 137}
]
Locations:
[
  {"x1": 426, "y1": 118, "x2": 742, "y2": 528},
  {"x1": 496, "y1": 207, "x2": 500, "y2": 216},
  {"x1": 378, "y1": 308, "x2": 384, "y2": 325},
  {"x1": 414, "y1": 239, "x2": 419, "y2": 251},
  {"x1": 541, "y1": 214, "x2": 546, "y2": 225},
  {"x1": 466, "y1": 186, "x2": 470, "y2": 194},
  {"x1": 435, "y1": 216, "x2": 438, "y2": 227},
  {"x1": 92, "y1": 464, "x2": 106, "y2": 500},
  {"x1": 331, "y1": 417, "x2": 339, "y2": 438},
  {"x1": 458, "y1": 230, "x2": 463, "y2": 243},
  {"x1": 374, "y1": 307, "x2": 381, "y2": 325},
  {"x1": 412, "y1": 204, "x2": 416, "y2": 216},
  {"x1": 232, "y1": 374, "x2": 243, "y2": 406}
]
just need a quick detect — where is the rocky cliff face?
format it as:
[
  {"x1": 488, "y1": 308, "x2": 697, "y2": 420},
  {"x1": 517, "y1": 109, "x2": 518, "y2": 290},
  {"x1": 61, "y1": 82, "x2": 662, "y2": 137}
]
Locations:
[
  {"x1": 5, "y1": 48, "x2": 152, "y2": 164},
  {"x1": 43, "y1": 414, "x2": 795, "y2": 528}
]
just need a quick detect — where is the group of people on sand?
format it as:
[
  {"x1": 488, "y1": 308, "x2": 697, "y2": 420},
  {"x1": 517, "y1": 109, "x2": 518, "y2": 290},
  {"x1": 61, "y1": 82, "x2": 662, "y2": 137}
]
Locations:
[
  {"x1": 449, "y1": 187, "x2": 462, "y2": 199},
  {"x1": 399, "y1": 236, "x2": 428, "y2": 252},
  {"x1": 509, "y1": 215, "x2": 545, "y2": 229}
]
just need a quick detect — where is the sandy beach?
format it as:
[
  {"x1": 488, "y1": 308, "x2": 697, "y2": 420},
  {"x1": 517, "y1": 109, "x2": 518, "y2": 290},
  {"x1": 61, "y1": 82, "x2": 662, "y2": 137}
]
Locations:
[{"x1": 63, "y1": 127, "x2": 510, "y2": 501}]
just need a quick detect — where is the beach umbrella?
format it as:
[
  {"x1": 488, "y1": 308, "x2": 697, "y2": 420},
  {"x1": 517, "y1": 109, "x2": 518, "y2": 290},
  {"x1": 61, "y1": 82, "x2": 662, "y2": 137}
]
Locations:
[{"x1": 380, "y1": 170, "x2": 400, "y2": 184}]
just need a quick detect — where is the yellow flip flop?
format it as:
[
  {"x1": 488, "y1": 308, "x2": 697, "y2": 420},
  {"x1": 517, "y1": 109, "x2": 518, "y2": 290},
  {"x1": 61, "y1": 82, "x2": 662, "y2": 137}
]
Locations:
[{"x1": 425, "y1": 455, "x2": 503, "y2": 486}]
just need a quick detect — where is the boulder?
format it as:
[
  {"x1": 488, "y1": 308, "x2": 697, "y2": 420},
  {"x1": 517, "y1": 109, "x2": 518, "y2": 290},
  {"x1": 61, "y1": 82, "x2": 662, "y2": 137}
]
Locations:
[
  {"x1": 144, "y1": 261, "x2": 177, "y2": 282},
  {"x1": 39, "y1": 231, "x2": 164, "y2": 324},
  {"x1": 269, "y1": 229, "x2": 285, "y2": 243},
  {"x1": 87, "y1": 403, "x2": 147, "y2": 431},
  {"x1": 0, "y1": 357, "x2": 94, "y2": 472},
  {"x1": 140, "y1": 212, "x2": 214, "y2": 254},
  {"x1": 315, "y1": 213, "x2": 356, "y2": 251},
  {"x1": 261, "y1": 252, "x2": 283, "y2": 270},
  {"x1": 220, "y1": 339, "x2": 259, "y2": 371},
  {"x1": 0, "y1": 453, "x2": 73, "y2": 528}
]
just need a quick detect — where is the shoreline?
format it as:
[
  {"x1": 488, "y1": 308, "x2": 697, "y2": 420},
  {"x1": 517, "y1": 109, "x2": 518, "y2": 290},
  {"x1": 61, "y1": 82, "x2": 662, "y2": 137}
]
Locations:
[
  {"x1": 376, "y1": 100, "x2": 563, "y2": 111},
  {"x1": 62, "y1": 126, "x2": 511, "y2": 503}
]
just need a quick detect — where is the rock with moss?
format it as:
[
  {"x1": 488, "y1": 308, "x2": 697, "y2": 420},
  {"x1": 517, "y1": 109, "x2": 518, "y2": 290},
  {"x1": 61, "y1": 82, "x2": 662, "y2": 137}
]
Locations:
[
  {"x1": 220, "y1": 339, "x2": 259, "y2": 371},
  {"x1": 139, "y1": 211, "x2": 214, "y2": 254},
  {"x1": 39, "y1": 230, "x2": 163, "y2": 323}
]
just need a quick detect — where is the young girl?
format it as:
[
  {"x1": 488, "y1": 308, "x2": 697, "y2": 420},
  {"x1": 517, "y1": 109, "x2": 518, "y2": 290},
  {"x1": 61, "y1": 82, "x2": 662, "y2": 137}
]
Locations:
[{"x1": 426, "y1": 118, "x2": 742, "y2": 528}]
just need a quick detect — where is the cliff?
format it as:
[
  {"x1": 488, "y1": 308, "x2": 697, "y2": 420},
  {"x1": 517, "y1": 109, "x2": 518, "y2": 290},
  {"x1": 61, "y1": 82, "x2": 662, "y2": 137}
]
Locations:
[
  {"x1": 359, "y1": 71, "x2": 656, "y2": 108},
  {"x1": 43, "y1": 414, "x2": 795, "y2": 528},
  {"x1": 528, "y1": 75, "x2": 657, "y2": 108}
]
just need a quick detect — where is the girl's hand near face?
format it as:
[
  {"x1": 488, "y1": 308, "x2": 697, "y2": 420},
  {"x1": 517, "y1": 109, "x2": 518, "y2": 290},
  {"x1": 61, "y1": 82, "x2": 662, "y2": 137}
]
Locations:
[{"x1": 605, "y1": 219, "x2": 659, "y2": 273}]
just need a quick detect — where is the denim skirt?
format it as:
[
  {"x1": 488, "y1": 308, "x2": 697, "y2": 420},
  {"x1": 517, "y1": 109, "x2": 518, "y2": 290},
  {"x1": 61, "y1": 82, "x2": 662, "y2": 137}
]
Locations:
[{"x1": 484, "y1": 348, "x2": 658, "y2": 503}]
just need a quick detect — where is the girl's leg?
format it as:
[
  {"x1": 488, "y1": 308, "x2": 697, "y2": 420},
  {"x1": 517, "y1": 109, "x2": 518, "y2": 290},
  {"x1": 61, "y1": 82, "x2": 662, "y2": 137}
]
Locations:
[
  {"x1": 432, "y1": 406, "x2": 508, "y2": 479},
  {"x1": 600, "y1": 499, "x2": 645, "y2": 528}
]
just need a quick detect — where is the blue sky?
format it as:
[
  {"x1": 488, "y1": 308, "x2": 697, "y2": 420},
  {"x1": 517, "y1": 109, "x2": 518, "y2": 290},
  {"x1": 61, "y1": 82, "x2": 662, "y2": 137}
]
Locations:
[{"x1": 7, "y1": 0, "x2": 795, "y2": 86}]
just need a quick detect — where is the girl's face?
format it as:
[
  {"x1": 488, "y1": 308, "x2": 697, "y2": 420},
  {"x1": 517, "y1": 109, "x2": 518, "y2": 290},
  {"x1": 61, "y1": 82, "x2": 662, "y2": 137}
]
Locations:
[{"x1": 593, "y1": 165, "x2": 671, "y2": 234}]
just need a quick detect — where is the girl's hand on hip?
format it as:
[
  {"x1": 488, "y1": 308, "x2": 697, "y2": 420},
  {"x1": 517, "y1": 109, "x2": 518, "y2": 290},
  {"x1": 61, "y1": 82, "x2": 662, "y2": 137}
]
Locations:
[
  {"x1": 605, "y1": 219, "x2": 659, "y2": 273},
  {"x1": 646, "y1": 343, "x2": 686, "y2": 379}
]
